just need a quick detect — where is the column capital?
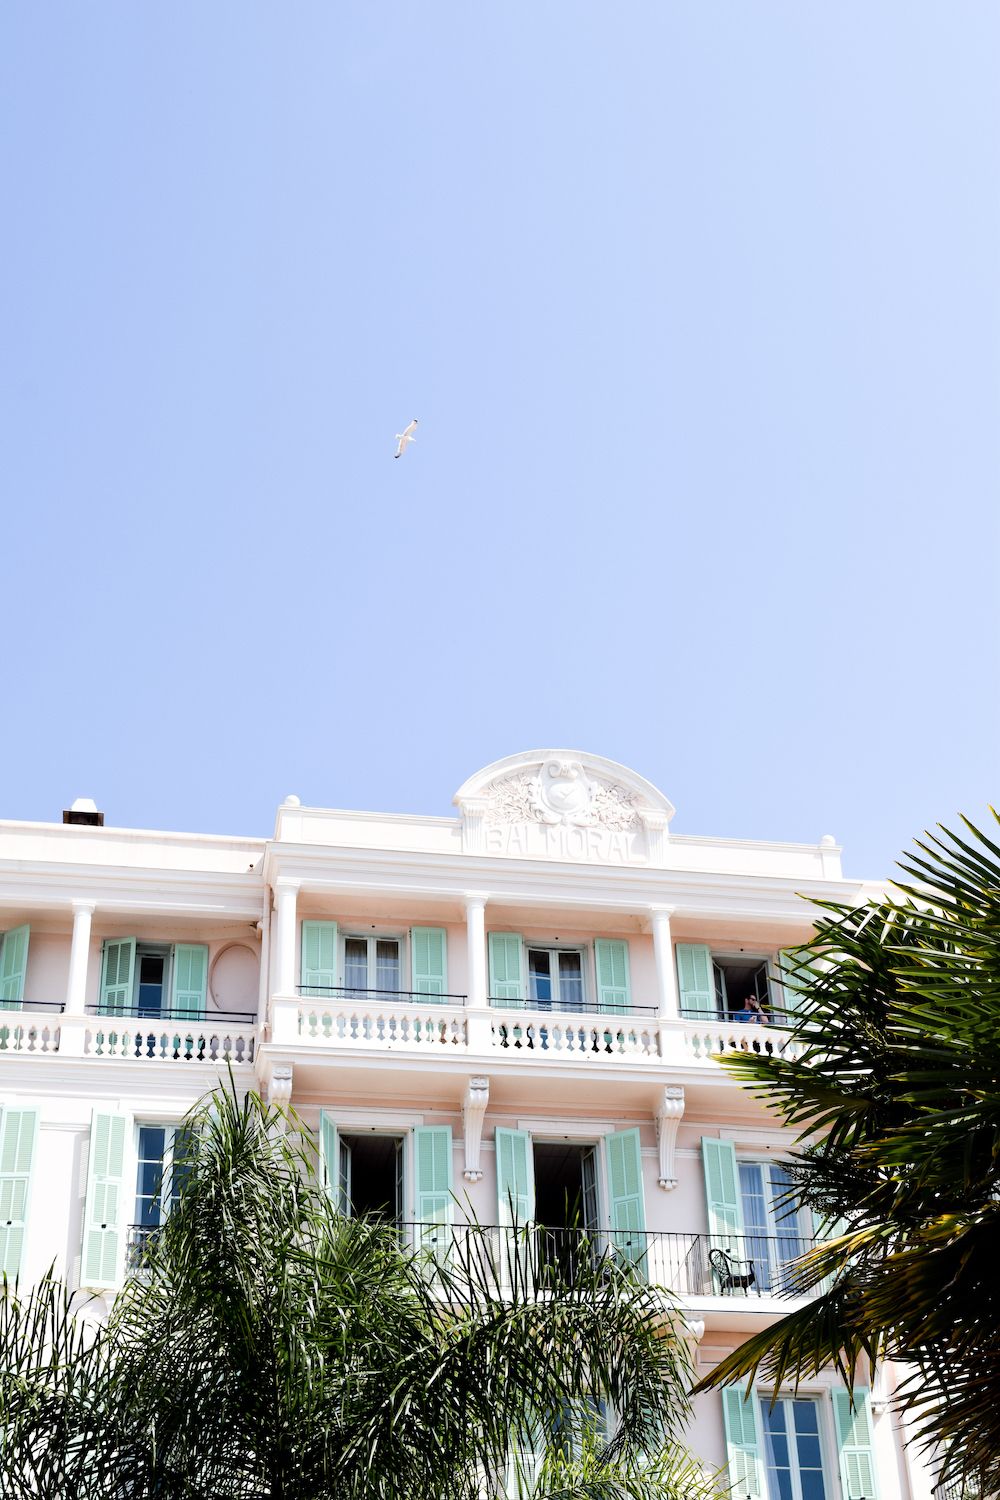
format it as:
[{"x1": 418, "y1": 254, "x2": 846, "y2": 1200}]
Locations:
[
  {"x1": 463, "y1": 891, "x2": 490, "y2": 908},
  {"x1": 274, "y1": 877, "x2": 301, "y2": 896},
  {"x1": 647, "y1": 904, "x2": 676, "y2": 920},
  {"x1": 71, "y1": 899, "x2": 97, "y2": 915}
]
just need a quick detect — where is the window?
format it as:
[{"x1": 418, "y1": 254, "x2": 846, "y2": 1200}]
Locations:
[
  {"x1": 761, "y1": 1398, "x2": 827, "y2": 1500},
  {"x1": 343, "y1": 936, "x2": 402, "y2": 996},
  {"x1": 131, "y1": 1124, "x2": 191, "y2": 1264},
  {"x1": 527, "y1": 947, "x2": 585, "y2": 1011},
  {"x1": 713, "y1": 956, "x2": 772, "y2": 1021},
  {"x1": 338, "y1": 1133, "x2": 403, "y2": 1223},
  {"x1": 136, "y1": 948, "x2": 169, "y2": 1017},
  {"x1": 739, "y1": 1161, "x2": 808, "y2": 1293},
  {"x1": 98, "y1": 939, "x2": 209, "y2": 1019}
]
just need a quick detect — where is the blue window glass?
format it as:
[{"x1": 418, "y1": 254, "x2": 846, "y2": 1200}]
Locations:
[{"x1": 761, "y1": 1398, "x2": 827, "y2": 1500}]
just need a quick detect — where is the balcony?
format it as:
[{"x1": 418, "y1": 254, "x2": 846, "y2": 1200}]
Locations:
[
  {"x1": 275, "y1": 987, "x2": 800, "y2": 1070},
  {"x1": 394, "y1": 1224, "x2": 818, "y2": 1307},
  {"x1": 0, "y1": 1001, "x2": 64, "y2": 1054},
  {"x1": 83, "y1": 1008, "x2": 257, "y2": 1064}
]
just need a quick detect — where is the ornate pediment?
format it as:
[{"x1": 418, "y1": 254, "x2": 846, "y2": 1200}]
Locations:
[{"x1": 454, "y1": 751, "x2": 674, "y2": 866}]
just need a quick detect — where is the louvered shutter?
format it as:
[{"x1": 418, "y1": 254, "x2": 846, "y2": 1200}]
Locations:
[
  {"x1": 605, "y1": 1127, "x2": 646, "y2": 1269},
  {"x1": 82, "y1": 1111, "x2": 129, "y2": 1289},
  {"x1": 722, "y1": 1388, "x2": 765, "y2": 1500},
  {"x1": 676, "y1": 943, "x2": 716, "y2": 1017},
  {"x1": 833, "y1": 1387, "x2": 879, "y2": 1499},
  {"x1": 495, "y1": 1127, "x2": 533, "y2": 1224},
  {"x1": 170, "y1": 944, "x2": 208, "y2": 1019},
  {"x1": 99, "y1": 939, "x2": 136, "y2": 1016},
  {"x1": 702, "y1": 1137, "x2": 744, "y2": 1245},
  {"x1": 489, "y1": 933, "x2": 523, "y2": 1008},
  {"x1": 778, "y1": 948, "x2": 812, "y2": 1018},
  {"x1": 301, "y1": 921, "x2": 338, "y2": 997},
  {"x1": 318, "y1": 1111, "x2": 340, "y2": 1207},
  {"x1": 413, "y1": 1125, "x2": 452, "y2": 1253},
  {"x1": 0, "y1": 1108, "x2": 39, "y2": 1278},
  {"x1": 411, "y1": 927, "x2": 447, "y2": 1000},
  {"x1": 0, "y1": 926, "x2": 30, "y2": 1010},
  {"x1": 594, "y1": 939, "x2": 631, "y2": 1013}
]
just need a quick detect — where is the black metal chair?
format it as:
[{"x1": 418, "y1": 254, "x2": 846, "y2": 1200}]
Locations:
[{"x1": 709, "y1": 1245, "x2": 756, "y2": 1294}]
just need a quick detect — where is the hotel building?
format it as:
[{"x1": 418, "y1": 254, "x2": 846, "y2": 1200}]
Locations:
[{"x1": 0, "y1": 750, "x2": 941, "y2": 1499}]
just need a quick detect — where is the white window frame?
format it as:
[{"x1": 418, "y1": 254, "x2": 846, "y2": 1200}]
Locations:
[
  {"x1": 525, "y1": 943, "x2": 589, "y2": 1010},
  {"x1": 528, "y1": 1131, "x2": 605, "y2": 1234},
  {"x1": 133, "y1": 943, "x2": 174, "y2": 1016},
  {"x1": 756, "y1": 1390, "x2": 835, "y2": 1500},
  {"x1": 341, "y1": 931, "x2": 406, "y2": 994},
  {"x1": 337, "y1": 1127, "x2": 407, "y2": 1224},
  {"x1": 132, "y1": 1121, "x2": 188, "y2": 1234},
  {"x1": 710, "y1": 951, "x2": 774, "y2": 1016}
]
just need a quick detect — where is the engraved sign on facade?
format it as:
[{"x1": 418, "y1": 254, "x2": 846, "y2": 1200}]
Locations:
[{"x1": 454, "y1": 752, "x2": 673, "y2": 866}]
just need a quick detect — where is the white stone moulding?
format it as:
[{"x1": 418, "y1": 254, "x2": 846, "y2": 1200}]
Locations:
[
  {"x1": 462, "y1": 1077, "x2": 489, "y2": 1181},
  {"x1": 656, "y1": 1086, "x2": 685, "y2": 1189}
]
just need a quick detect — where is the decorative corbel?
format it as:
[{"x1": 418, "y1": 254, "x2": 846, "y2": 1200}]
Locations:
[
  {"x1": 462, "y1": 1076, "x2": 490, "y2": 1181},
  {"x1": 656, "y1": 1085, "x2": 685, "y2": 1189},
  {"x1": 268, "y1": 1064, "x2": 294, "y2": 1109}
]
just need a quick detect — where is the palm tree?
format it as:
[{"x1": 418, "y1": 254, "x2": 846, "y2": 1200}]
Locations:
[
  {"x1": 1, "y1": 1083, "x2": 717, "y2": 1499},
  {"x1": 695, "y1": 812, "x2": 1000, "y2": 1496}
]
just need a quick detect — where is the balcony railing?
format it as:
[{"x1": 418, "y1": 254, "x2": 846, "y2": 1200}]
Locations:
[
  {"x1": 83, "y1": 1017, "x2": 256, "y2": 1064},
  {"x1": 0, "y1": 1006, "x2": 63, "y2": 1054},
  {"x1": 395, "y1": 1224, "x2": 818, "y2": 1301},
  {"x1": 85, "y1": 1005, "x2": 257, "y2": 1024},
  {"x1": 280, "y1": 989, "x2": 800, "y2": 1067}
]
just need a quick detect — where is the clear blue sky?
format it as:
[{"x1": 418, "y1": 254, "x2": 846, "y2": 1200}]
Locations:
[{"x1": 2, "y1": 4, "x2": 998, "y2": 878}]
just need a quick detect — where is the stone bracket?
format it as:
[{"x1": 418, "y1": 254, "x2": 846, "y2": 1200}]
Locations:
[
  {"x1": 656, "y1": 1085, "x2": 685, "y2": 1189},
  {"x1": 463, "y1": 1076, "x2": 490, "y2": 1181}
]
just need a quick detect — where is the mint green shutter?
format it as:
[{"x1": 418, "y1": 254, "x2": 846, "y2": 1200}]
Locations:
[
  {"x1": 779, "y1": 948, "x2": 811, "y2": 1017},
  {"x1": 606, "y1": 1127, "x2": 646, "y2": 1267},
  {"x1": 489, "y1": 933, "x2": 523, "y2": 1008},
  {"x1": 411, "y1": 927, "x2": 447, "y2": 1000},
  {"x1": 413, "y1": 1125, "x2": 452, "y2": 1251},
  {"x1": 833, "y1": 1387, "x2": 879, "y2": 1499},
  {"x1": 702, "y1": 1137, "x2": 744, "y2": 1244},
  {"x1": 301, "y1": 920, "x2": 338, "y2": 997},
  {"x1": 82, "y1": 1111, "x2": 129, "y2": 1289},
  {"x1": 0, "y1": 926, "x2": 30, "y2": 1010},
  {"x1": 594, "y1": 939, "x2": 630, "y2": 1013},
  {"x1": 171, "y1": 944, "x2": 208, "y2": 1019},
  {"x1": 0, "y1": 1108, "x2": 39, "y2": 1278},
  {"x1": 318, "y1": 1111, "x2": 341, "y2": 1208},
  {"x1": 676, "y1": 943, "x2": 716, "y2": 1018},
  {"x1": 722, "y1": 1388, "x2": 765, "y2": 1500},
  {"x1": 495, "y1": 1127, "x2": 534, "y2": 1224},
  {"x1": 99, "y1": 938, "x2": 136, "y2": 1016}
]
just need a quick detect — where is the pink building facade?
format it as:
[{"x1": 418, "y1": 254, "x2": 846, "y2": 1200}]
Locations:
[{"x1": 0, "y1": 751, "x2": 941, "y2": 1499}]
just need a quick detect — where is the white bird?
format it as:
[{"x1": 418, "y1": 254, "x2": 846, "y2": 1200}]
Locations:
[{"x1": 394, "y1": 419, "x2": 418, "y2": 459}]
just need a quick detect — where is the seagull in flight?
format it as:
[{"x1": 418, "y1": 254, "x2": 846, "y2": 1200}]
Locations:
[{"x1": 394, "y1": 419, "x2": 418, "y2": 459}]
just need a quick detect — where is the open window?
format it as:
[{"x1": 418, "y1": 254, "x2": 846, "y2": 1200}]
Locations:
[
  {"x1": 338, "y1": 1133, "x2": 404, "y2": 1225},
  {"x1": 532, "y1": 1141, "x2": 601, "y2": 1276},
  {"x1": 130, "y1": 1123, "x2": 192, "y2": 1266},
  {"x1": 712, "y1": 956, "x2": 772, "y2": 1023}
]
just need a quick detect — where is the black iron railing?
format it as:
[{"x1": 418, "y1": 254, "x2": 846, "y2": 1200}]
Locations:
[
  {"x1": 6, "y1": 1000, "x2": 66, "y2": 1012},
  {"x1": 126, "y1": 1223, "x2": 161, "y2": 1269},
  {"x1": 488, "y1": 997, "x2": 658, "y2": 1015},
  {"x1": 679, "y1": 1005, "x2": 794, "y2": 1027},
  {"x1": 297, "y1": 984, "x2": 468, "y2": 1004},
  {"x1": 395, "y1": 1224, "x2": 818, "y2": 1299},
  {"x1": 86, "y1": 1007, "x2": 258, "y2": 1024}
]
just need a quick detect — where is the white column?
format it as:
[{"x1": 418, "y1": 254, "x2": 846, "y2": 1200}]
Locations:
[
  {"x1": 650, "y1": 906, "x2": 679, "y2": 1020},
  {"x1": 65, "y1": 901, "x2": 95, "y2": 1016},
  {"x1": 464, "y1": 894, "x2": 488, "y2": 1008},
  {"x1": 274, "y1": 880, "x2": 300, "y2": 996},
  {"x1": 464, "y1": 894, "x2": 490, "y2": 1055}
]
